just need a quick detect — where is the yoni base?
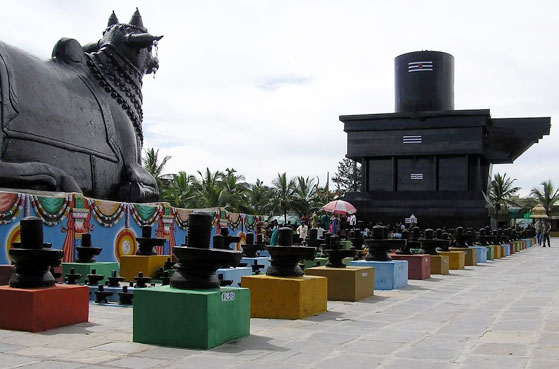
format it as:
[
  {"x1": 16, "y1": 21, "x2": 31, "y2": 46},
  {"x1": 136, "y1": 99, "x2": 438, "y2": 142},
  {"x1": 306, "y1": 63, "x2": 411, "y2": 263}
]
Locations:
[
  {"x1": 450, "y1": 247, "x2": 477, "y2": 266},
  {"x1": 216, "y1": 267, "x2": 252, "y2": 287},
  {"x1": 62, "y1": 262, "x2": 119, "y2": 284},
  {"x1": 89, "y1": 285, "x2": 134, "y2": 303},
  {"x1": 240, "y1": 257, "x2": 270, "y2": 274},
  {"x1": 133, "y1": 286, "x2": 250, "y2": 349},
  {"x1": 0, "y1": 265, "x2": 14, "y2": 285},
  {"x1": 240, "y1": 275, "x2": 327, "y2": 319},
  {"x1": 0, "y1": 284, "x2": 89, "y2": 332},
  {"x1": 437, "y1": 251, "x2": 465, "y2": 270},
  {"x1": 120, "y1": 255, "x2": 169, "y2": 281},
  {"x1": 472, "y1": 246, "x2": 488, "y2": 263},
  {"x1": 349, "y1": 260, "x2": 408, "y2": 290},
  {"x1": 390, "y1": 254, "x2": 431, "y2": 280},
  {"x1": 304, "y1": 266, "x2": 374, "y2": 301},
  {"x1": 429, "y1": 255, "x2": 450, "y2": 275}
]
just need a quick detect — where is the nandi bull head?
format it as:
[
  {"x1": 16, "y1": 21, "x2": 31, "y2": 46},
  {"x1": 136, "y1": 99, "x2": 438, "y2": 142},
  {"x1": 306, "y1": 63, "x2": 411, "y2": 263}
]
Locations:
[{"x1": 84, "y1": 8, "x2": 163, "y2": 75}]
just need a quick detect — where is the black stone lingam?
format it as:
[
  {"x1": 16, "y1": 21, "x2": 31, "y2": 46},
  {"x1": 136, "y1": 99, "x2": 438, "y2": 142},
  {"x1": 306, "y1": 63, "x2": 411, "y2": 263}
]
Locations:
[
  {"x1": 85, "y1": 269, "x2": 104, "y2": 286},
  {"x1": 438, "y1": 232, "x2": 452, "y2": 251},
  {"x1": 478, "y1": 228, "x2": 490, "y2": 246},
  {"x1": 75, "y1": 233, "x2": 102, "y2": 263},
  {"x1": 164, "y1": 257, "x2": 175, "y2": 270},
  {"x1": 349, "y1": 229, "x2": 365, "y2": 250},
  {"x1": 318, "y1": 233, "x2": 332, "y2": 257},
  {"x1": 95, "y1": 285, "x2": 113, "y2": 303},
  {"x1": 396, "y1": 229, "x2": 413, "y2": 255},
  {"x1": 160, "y1": 271, "x2": 170, "y2": 286},
  {"x1": 9, "y1": 216, "x2": 64, "y2": 288},
  {"x1": 452, "y1": 227, "x2": 468, "y2": 248},
  {"x1": 464, "y1": 228, "x2": 477, "y2": 246},
  {"x1": 107, "y1": 270, "x2": 124, "y2": 287},
  {"x1": 418, "y1": 229, "x2": 440, "y2": 255},
  {"x1": 170, "y1": 212, "x2": 242, "y2": 289},
  {"x1": 307, "y1": 228, "x2": 321, "y2": 248},
  {"x1": 250, "y1": 260, "x2": 265, "y2": 275},
  {"x1": 266, "y1": 227, "x2": 316, "y2": 277},
  {"x1": 135, "y1": 225, "x2": 165, "y2": 256},
  {"x1": 65, "y1": 268, "x2": 82, "y2": 284},
  {"x1": 219, "y1": 227, "x2": 241, "y2": 250},
  {"x1": 241, "y1": 233, "x2": 265, "y2": 257},
  {"x1": 407, "y1": 227, "x2": 421, "y2": 251},
  {"x1": 364, "y1": 225, "x2": 406, "y2": 261},
  {"x1": 118, "y1": 286, "x2": 134, "y2": 305},
  {"x1": 324, "y1": 234, "x2": 356, "y2": 268},
  {"x1": 134, "y1": 271, "x2": 151, "y2": 288},
  {"x1": 218, "y1": 273, "x2": 233, "y2": 287}
]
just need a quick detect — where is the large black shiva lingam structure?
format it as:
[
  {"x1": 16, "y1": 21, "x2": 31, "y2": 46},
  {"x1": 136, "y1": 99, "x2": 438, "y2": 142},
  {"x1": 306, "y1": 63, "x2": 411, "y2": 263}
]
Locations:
[
  {"x1": 266, "y1": 227, "x2": 316, "y2": 277},
  {"x1": 364, "y1": 225, "x2": 406, "y2": 261},
  {"x1": 9, "y1": 216, "x2": 64, "y2": 288},
  {"x1": 170, "y1": 212, "x2": 242, "y2": 289},
  {"x1": 340, "y1": 51, "x2": 550, "y2": 228},
  {"x1": 324, "y1": 234, "x2": 356, "y2": 268}
]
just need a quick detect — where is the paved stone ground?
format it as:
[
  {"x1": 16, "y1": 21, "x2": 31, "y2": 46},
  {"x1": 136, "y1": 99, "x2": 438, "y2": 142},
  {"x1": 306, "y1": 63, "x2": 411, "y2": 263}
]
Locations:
[{"x1": 1, "y1": 240, "x2": 558, "y2": 369}]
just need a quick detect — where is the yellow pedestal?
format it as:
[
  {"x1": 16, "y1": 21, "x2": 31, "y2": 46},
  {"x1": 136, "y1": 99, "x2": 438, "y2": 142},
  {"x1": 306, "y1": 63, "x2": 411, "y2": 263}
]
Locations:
[
  {"x1": 119, "y1": 255, "x2": 169, "y2": 281},
  {"x1": 241, "y1": 275, "x2": 327, "y2": 319},
  {"x1": 450, "y1": 247, "x2": 477, "y2": 266},
  {"x1": 430, "y1": 255, "x2": 450, "y2": 275},
  {"x1": 304, "y1": 266, "x2": 374, "y2": 301},
  {"x1": 438, "y1": 251, "x2": 465, "y2": 270}
]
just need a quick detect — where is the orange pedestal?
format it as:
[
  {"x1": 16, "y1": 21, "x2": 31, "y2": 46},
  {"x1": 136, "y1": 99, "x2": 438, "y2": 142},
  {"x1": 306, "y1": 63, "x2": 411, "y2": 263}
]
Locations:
[{"x1": 0, "y1": 284, "x2": 89, "y2": 332}]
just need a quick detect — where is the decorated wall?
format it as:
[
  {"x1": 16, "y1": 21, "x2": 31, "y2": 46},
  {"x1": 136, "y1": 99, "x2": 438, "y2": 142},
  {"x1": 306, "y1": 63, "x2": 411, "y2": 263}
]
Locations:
[{"x1": 0, "y1": 189, "x2": 264, "y2": 265}]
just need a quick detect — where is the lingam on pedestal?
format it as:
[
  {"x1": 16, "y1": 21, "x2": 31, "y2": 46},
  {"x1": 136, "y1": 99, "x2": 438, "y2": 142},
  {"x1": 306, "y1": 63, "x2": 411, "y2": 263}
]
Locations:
[
  {"x1": 136, "y1": 225, "x2": 165, "y2": 255},
  {"x1": 106, "y1": 270, "x2": 124, "y2": 287},
  {"x1": 170, "y1": 212, "x2": 242, "y2": 289},
  {"x1": 396, "y1": 229, "x2": 413, "y2": 255},
  {"x1": 95, "y1": 285, "x2": 113, "y2": 303},
  {"x1": 364, "y1": 225, "x2": 406, "y2": 261},
  {"x1": 418, "y1": 229, "x2": 440, "y2": 255},
  {"x1": 324, "y1": 234, "x2": 356, "y2": 268},
  {"x1": 266, "y1": 227, "x2": 316, "y2": 277},
  {"x1": 9, "y1": 216, "x2": 64, "y2": 288},
  {"x1": 75, "y1": 234, "x2": 102, "y2": 263},
  {"x1": 349, "y1": 229, "x2": 365, "y2": 250},
  {"x1": 65, "y1": 268, "x2": 82, "y2": 284},
  {"x1": 241, "y1": 233, "x2": 265, "y2": 257},
  {"x1": 134, "y1": 272, "x2": 151, "y2": 288},
  {"x1": 85, "y1": 269, "x2": 104, "y2": 286},
  {"x1": 118, "y1": 286, "x2": 134, "y2": 305}
]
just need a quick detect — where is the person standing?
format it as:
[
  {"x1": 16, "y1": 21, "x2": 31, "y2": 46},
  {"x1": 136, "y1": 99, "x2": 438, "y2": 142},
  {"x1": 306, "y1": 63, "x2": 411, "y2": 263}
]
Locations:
[
  {"x1": 297, "y1": 222, "x2": 309, "y2": 243},
  {"x1": 535, "y1": 219, "x2": 543, "y2": 246},
  {"x1": 311, "y1": 212, "x2": 318, "y2": 229},
  {"x1": 349, "y1": 213, "x2": 357, "y2": 227},
  {"x1": 270, "y1": 220, "x2": 279, "y2": 246},
  {"x1": 542, "y1": 219, "x2": 551, "y2": 247}
]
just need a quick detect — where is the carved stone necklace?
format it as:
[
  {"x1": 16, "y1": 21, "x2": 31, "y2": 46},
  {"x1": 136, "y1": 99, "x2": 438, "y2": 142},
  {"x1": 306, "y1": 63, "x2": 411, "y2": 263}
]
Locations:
[{"x1": 86, "y1": 44, "x2": 144, "y2": 143}]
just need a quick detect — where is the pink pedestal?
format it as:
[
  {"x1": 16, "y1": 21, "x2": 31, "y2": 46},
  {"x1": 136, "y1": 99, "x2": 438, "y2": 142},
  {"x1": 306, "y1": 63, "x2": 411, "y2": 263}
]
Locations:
[
  {"x1": 0, "y1": 265, "x2": 15, "y2": 285},
  {"x1": 390, "y1": 254, "x2": 431, "y2": 280}
]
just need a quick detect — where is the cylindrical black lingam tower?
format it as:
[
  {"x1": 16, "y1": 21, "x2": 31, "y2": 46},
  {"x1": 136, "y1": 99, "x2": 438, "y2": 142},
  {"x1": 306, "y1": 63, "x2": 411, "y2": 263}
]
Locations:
[
  {"x1": 9, "y1": 216, "x2": 64, "y2": 288},
  {"x1": 364, "y1": 225, "x2": 406, "y2": 261},
  {"x1": 75, "y1": 233, "x2": 102, "y2": 263},
  {"x1": 452, "y1": 226, "x2": 468, "y2": 247},
  {"x1": 395, "y1": 51, "x2": 454, "y2": 113},
  {"x1": 324, "y1": 234, "x2": 356, "y2": 268},
  {"x1": 266, "y1": 227, "x2": 316, "y2": 277},
  {"x1": 419, "y1": 229, "x2": 440, "y2": 255},
  {"x1": 396, "y1": 229, "x2": 412, "y2": 255},
  {"x1": 136, "y1": 225, "x2": 165, "y2": 255},
  {"x1": 170, "y1": 212, "x2": 242, "y2": 289},
  {"x1": 241, "y1": 232, "x2": 264, "y2": 257}
]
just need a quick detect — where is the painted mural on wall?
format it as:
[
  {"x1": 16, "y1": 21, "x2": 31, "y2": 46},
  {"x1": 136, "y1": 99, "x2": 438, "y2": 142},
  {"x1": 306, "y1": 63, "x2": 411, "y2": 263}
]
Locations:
[{"x1": 0, "y1": 189, "x2": 265, "y2": 265}]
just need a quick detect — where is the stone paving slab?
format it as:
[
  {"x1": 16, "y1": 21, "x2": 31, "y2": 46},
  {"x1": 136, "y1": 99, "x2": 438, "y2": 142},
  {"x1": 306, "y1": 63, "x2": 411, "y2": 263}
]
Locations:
[{"x1": 1, "y1": 240, "x2": 559, "y2": 368}]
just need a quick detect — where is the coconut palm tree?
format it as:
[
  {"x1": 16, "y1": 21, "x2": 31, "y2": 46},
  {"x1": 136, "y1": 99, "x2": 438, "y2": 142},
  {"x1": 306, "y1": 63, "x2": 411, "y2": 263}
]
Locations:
[
  {"x1": 192, "y1": 168, "x2": 226, "y2": 208},
  {"x1": 270, "y1": 172, "x2": 296, "y2": 224},
  {"x1": 169, "y1": 171, "x2": 196, "y2": 208},
  {"x1": 142, "y1": 148, "x2": 171, "y2": 185},
  {"x1": 219, "y1": 168, "x2": 250, "y2": 213},
  {"x1": 292, "y1": 176, "x2": 319, "y2": 216},
  {"x1": 530, "y1": 180, "x2": 559, "y2": 215},
  {"x1": 248, "y1": 179, "x2": 273, "y2": 215},
  {"x1": 488, "y1": 173, "x2": 520, "y2": 213}
]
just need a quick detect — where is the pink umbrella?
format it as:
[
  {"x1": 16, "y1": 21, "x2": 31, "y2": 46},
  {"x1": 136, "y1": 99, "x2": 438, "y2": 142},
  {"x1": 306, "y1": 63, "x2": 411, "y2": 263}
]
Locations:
[{"x1": 322, "y1": 200, "x2": 357, "y2": 215}]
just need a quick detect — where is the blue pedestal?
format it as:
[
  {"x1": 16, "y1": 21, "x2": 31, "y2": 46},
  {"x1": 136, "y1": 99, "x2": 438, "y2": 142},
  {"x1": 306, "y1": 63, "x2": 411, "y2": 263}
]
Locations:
[
  {"x1": 503, "y1": 244, "x2": 511, "y2": 256},
  {"x1": 216, "y1": 267, "x2": 252, "y2": 287},
  {"x1": 89, "y1": 285, "x2": 135, "y2": 303},
  {"x1": 258, "y1": 250, "x2": 270, "y2": 257},
  {"x1": 472, "y1": 246, "x2": 487, "y2": 263},
  {"x1": 522, "y1": 239, "x2": 532, "y2": 248},
  {"x1": 240, "y1": 257, "x2": 271, "y2": 274},
  {"x1": 349, "y1": 260, "x2": 408, "y2": 290}
]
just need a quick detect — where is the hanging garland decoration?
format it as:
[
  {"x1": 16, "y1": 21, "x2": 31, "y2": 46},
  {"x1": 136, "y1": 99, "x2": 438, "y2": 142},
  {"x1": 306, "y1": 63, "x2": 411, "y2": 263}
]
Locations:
[
  {"x1": 30, "y1": 194, "x2": 71, "y2": 226},
  {"x1": 0, "y1": 192, "x2": 24, "y2": 225},
  {"x1": 130, "y1": 203, "x2": 161, "y2": 227},
  {"x1": 88, "y1": 199, "x2": 127, "y2": 227},
  {"x1": 228, "y1": 211, "x2": 242, "y2": 231},
  {"x1": 173, "y1": 208, "x2": 191, "y2": 231},
  {"x1": 244, "y1": 214, "x2": 258, "y2": 232}
]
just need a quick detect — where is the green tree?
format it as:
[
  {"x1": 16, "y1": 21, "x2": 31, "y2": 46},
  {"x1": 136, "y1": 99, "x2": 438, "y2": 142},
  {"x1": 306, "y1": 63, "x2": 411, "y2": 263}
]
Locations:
[
  {"x1": 292, "y1": 176, "x2": 319, "y2": 216},
  {"x1": 488, "y1": 173, "x2": 520, "y2": 213},
  {"x1": 168, "y1": 171, "x2": 196, "y2": 208},
  {"x1": 332, "y1": 158, "x2": 361, "y2": 194},
  {"x1": 270, "y1": 172, "x2": 296, "y2": 224},
  {"x1": 530, "y1": 180, "x2": 559, "y2": 215},
  {"x1": 219, "y1": 168, "x2": 250, "y2": 213},
  {"x1": 142, "y1": 148, "x2": 172, "y2": 200},
  {"x1": 192, "y1": 168, "x2": 226, "y2": 208},
  {"x1": 248, "y1": 179, "x2": 273, "y2": 215}
]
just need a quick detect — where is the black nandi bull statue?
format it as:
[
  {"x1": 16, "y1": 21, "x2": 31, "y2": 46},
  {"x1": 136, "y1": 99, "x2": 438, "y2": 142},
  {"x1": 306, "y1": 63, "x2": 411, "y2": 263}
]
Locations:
[{"x1": 0, "y1": 9, "x2": 162, "y2": 202}]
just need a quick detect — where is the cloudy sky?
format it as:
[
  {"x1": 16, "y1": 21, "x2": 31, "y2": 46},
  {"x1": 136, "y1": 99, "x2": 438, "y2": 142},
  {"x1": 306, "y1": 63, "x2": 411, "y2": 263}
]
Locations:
[{"x1": 0, "y1": 0, "x2": 556, "y2": 196}]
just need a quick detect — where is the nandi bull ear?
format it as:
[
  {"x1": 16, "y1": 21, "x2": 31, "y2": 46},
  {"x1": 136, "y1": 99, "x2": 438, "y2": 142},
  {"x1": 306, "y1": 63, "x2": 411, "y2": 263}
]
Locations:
[
  {"x1": 108, "y1": 11, "x2": 119, "y2": 27},
  {"x1": 126, "y1": 33, "x2": 163, "y2": 48}
]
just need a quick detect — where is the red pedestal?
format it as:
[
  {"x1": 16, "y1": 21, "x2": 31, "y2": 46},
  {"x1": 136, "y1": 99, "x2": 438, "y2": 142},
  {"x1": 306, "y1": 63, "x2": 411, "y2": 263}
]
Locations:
[
  {"x1": 509, "y1": 244, "x2": 515, "y2": 254},
  {"x1": 0, "y1": 265, "x2": 15, "y2": 285},
  {"x1": 0, "y1": 284, "x2": 89, "y2": 332},
  {"x1": 390, "y1": 254, "x2": 431, "y2": 280}
]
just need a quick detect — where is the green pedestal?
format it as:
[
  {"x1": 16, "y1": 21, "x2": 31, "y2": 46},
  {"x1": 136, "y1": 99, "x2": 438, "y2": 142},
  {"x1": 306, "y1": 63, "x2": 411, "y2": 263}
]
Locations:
[
  {"x1": 133, "y1": 286, "x2": 250, "y2": 349},
  {"x1": 485, "y1": 246, "x2": 494, "y2": 261},
  {"x1": 62, "y1": 262, "x2": 119, "y2": 284}
]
